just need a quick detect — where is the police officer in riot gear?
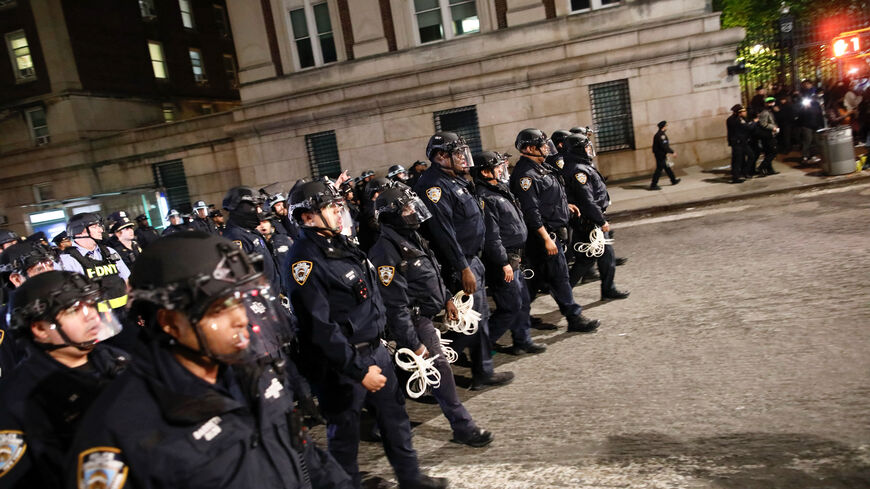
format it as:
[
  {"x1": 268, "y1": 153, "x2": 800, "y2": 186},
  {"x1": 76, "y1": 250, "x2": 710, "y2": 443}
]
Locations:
[
  {"x1": 105, "y1": 211, "x2": 143, "y2": 269},
  {"x1": 406, "y1": 161, "x2": 428, "y2": 188},
  {"x1": 562, "y1": 134, "x2": 630, "y2": 301},
  {"x1": 368, "y1": 184, "x2": 494, "y2": 447},
  {"x1": 414, "y1": 131, "x2": 514, "y2": 390},
  {"x1": 222, "y1": 186, "x2": 282, "y2": 294},
  {"x1": 0, "y1": 271, "x2": 127, "y2": 487},
  {"x1": 134, "y1": 214, "x2": 160, "y2": 248},
  {"x1": 267, "y1": 192, "x2": 301, "y2": 239},
  {"x1": 65, "y1": 232, "x2": 351, "y2": 489},
  {"x1": 0, "y1": 229, "x2": 21, "y2": 251},
  {"x1": 472, "y1": 151, "x2": 545, "y2": 355},
  {"x1": 286, "y1": 178, "x2": 448, "y2": 489},
  {"x1": 510, "y1": 129, "x2": 600, "y2": 332},
  {"x1": 257, "y1": 212, "x2": 294, "y2": 295},
  {"x1": 356, "y1": 177, "x2": 392, "y2": 252},
  {"x1": 191, "y1": 200, "x2": 219, "y2": 234},
  {"x1": 387, "y1": 164, "x2": 410, "y2": 183},
  {"x1": 161, "y1": 209, "x2": 193, "y2": 236}
]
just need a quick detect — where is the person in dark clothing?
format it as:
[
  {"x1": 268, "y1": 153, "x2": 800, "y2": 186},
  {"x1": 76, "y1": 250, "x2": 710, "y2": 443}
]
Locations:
[
  {"x1": 356, "y1": 177, "x2": 392, "y2": 252},
  {"x1": 745, "y1": 109, "x2": 762, "y2": 177},
  {"x1": 209, "y1": 209, "x2": 226, "y2": 235},
  {"x1": 749, "y1": 85, "x2": 767, "y2": 114},
  {"x1": 286, "y1": 178, "x2": 448, "y2": 489},
  {"x1": 267, "y1": 193, "x2": 301, "y2": 240},
  {"x1": 191, "y1": 200, "x2": 219, "y2": 235},
  {"x1": 756, "y1": 97, "x2": 781, "y2": 176},
  {"x1": 798, "y1": 93, "x2": 826, "y2": 164},
  {"x1": 0, "y1": 271, "x2": 128, "y2": 488},
  {"x1": 105, "y1": 211, "x2": 143, "y2": 270},
  {"x1": 221, "y1": 187, "x2": 282, "y2": 294},
  {"x1": 161, "y1": 209, "x2": 193, "y2": 236},
  {"x1": 649, "y1": 120, "x2": 680, "y2": 190},
  {"x1": 726, "y1": 104, "x2": 751, "y2": 183},
  {"x1": 66, "y1": 232, "x2": 351, "y2": 489},
  {"x1": 368, "y1": 184, "x2": 494, "y2": 446},
  {"x1": 134, "y1": 214, "x2": 160, "y2": 248},
  {"x1": 775, "y1": 95, "x2": 798, "y2": 153},
  {"x1": 406, "y1": 161, "x2": 428, "y2": 189},
  {"x1": 51, "y1": 231, "x2": 72, "y2": 251},
  {"x1": 257, "y1": 214, "x2": 293, "y2": 296}
]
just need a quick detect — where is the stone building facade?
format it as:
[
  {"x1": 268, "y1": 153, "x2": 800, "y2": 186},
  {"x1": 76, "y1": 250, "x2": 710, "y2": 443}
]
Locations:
[{"x1": 0, "y1": 0, "x2": 743, "y2": 235}]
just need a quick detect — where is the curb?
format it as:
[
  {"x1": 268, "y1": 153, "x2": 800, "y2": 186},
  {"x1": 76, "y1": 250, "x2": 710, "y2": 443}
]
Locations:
[{"x1": 608, "y1": 171, "x2": 870, "y2": 221}]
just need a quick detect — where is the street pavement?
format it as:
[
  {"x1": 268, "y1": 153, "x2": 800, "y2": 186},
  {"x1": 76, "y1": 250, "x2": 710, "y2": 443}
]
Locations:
[{"x1": 341, "y1": 181, "x2": 870, "y2": 489}]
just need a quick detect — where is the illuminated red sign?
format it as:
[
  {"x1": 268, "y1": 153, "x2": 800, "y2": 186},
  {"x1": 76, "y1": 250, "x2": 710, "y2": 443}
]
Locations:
[{"x1": 832, "y1": 27, "x2": 870, "y2": 58}]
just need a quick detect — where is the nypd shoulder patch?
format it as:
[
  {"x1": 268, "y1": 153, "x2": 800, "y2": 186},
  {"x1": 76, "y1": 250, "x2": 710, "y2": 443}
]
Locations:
[
  {"x1": 77, "y1": 447, "x2": 128, "y2": 489},
  {"x1": 292, "y1": 261, "x2": 313, "y2": 286},
  {"x1": 426, "y1": 187, "x2": 442, "y2": 203},
  {"x1": 479, "y1": 198, "x2": 485, "y2": 210},
  {"x1": 519, "y1": 177, "x2": 532, "y2": 191},
  {"x1": 0, "y1": 329, "x2": 4, "y2": 347},
  {"x1": 233, "y1": 240, "x2": 243, "y2": 250},
  {"x1": 0, "y1": 430, "x2": 26, "y2": 477},
  {"x1": 575, "y1": 173, "x2": 588, "y2": 184},
  {"x1": 556, "y1": 158, "x2": 564, "y2": 169},
  {"x1": 378, "y1": 266, "x2": 395, "y2": 286}
]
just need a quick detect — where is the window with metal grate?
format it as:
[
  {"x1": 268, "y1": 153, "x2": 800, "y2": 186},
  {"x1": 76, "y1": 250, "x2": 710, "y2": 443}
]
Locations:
[
  {"x1": 433, "y1": 106, "x2": 482, "y2": 154},
  {"x1": 153, "y1": 161, "x2": 192, "y2": 213},
  {"x1": 305, "y1": 130, "x2": 342, "y2": 178},
  {"x1": 589, "y1": 79, "x2": 635, "y2": 152}
]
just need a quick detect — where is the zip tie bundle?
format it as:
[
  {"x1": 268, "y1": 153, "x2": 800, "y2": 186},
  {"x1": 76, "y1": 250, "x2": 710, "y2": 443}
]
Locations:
[
  {"x1": 573, "y1": 227, "x2": 614, "y2": 258},
  {"x1": 434, "y1": 329, "x2": 458, "y2": 364},
  {"x1": 394, "y1": 348, "x2": 441, "y2": 398},
  {"x1": 444, "y1": 291, "x2": 480, "y2": 335}
]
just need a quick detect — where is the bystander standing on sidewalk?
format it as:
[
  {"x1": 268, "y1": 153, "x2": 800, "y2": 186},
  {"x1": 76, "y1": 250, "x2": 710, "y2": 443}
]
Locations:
[
  {"x1": 799, "y1": 92, "x2": 825, "y2": 165},
  {"x1": 649, "y1": 121, "x2": 680, "y2": 190},
  {"x1": 756, "y1": 97, "x2": 781, "y2": 176},
  {"x1": 726, "y1": 104, "x2": 751, "y2": 183}
]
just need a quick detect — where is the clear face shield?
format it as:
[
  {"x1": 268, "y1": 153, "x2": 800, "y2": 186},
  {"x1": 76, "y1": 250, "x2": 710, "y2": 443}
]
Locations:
[
  {"x1": 398, "y1": 195, "x2": 432, "y2": 227},
  {"x1": 448, "y1": 145, "x2": 474, "y2": 173},
  {"x1": 542, "y1": 139, "x2": 558, "y2": 157},
  {"x1": 51, "y1": 299, "x2": 124, "y2": 350}
]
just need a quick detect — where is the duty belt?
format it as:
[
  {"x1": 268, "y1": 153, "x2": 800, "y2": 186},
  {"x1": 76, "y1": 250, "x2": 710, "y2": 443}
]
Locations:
[
  {"x1": 97, "y1": 294, "x2": 128, "y2": 312},
  {"x1": 505, "y1": 247, "x2": 525, "y2": 258},
  {"x1": 353, "y1": 337, "x2": 382, "y2": 354}
]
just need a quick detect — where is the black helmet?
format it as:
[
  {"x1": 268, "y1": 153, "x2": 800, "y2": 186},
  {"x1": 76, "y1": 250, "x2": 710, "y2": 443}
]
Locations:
[
  {"x1": 66, "y1": 212, "x2": 103, "y2": 237},
  {"x1": 387, "y1": 164, "x2": 408, "y2": 181},
  {"x1": 364, "y1": 177, "x2": 392, "y2": 202},
  {"x1": 360, "y1": 170, "x2": 375, "y2": 179},
  {"x1": 564, "y1": 133, "x2": 593, "y2": 158},
  {"x1": 515, "y1": 128, "x2": 555, "y2": 155},
  {"x1": 0, "y1": 240, "x2": 55, "y2": 278},
  {"x1": 374, "y1": 184, "x2": 432, "y2": 230},
  {"x1": 426, "y1": 132, "x2": 474, "y2": 172},
  {"x1": 222, "y1": 186, "x2": 261, "y2": 212},
  {"x1": 10, "y1": 270, "x2": 118, "y2": 349},
  {"x1": 471, "y1": 151, "x2": 510, "y2": 182},
  {"x1": 26, "y1": 231, "x2": 48, "y2": 244},
  {"x1": 570, "y1": 126, "x2": 592, "y2": 135},
  {"x1": 0, "y1": 229, "x2": 19, "y2": 247},
  {"x1": 551, "y1": 130, "x2": 572, "y2": 149},
  {"x1": 288, "y1": 177, "x2": 343, "y2": 222}
]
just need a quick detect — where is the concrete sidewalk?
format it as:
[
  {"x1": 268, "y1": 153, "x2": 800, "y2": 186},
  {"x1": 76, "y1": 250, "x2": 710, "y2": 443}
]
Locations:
[{"x1": 606, "y1": 149, "x2": 870, "y2": 219}]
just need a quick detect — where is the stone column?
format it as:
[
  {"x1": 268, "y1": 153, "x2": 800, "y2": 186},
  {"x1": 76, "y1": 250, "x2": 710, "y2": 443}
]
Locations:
[
  {"x1": 226, "y1": 0, "x2": 278, "y2": 84},
  {"x1": 348, "y1": 0, "x2": 390, "y2": 58},
  {"x1": 505, "y1": 0, "x2": 547, "y2": 27}
]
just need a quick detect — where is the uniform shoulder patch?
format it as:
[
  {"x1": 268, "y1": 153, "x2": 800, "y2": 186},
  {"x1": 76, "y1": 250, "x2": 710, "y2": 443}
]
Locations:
[
  {"x1": 575, "y1": 172, "x2": 588, "y2": 184},
  {"x1": 425, "y1": 187, "x2": 442, "y2": 203},
  {"x1": 77, "y1": 447, "x2": 128, "y2": 489},
  {"x1": 556, "y1": 158, "x2": 564, "y2": 169},
  {"x1": 479, "y1": 198, "x2": 485, "y2": 210},
  {"x1": 0, "y1": 329, "x2": 4, "y2": 347},
  {"x1": 233, "y1": 240, "x2": 243, "y2": 250},
  {"x1": 0, "y1": 430, "x2": 26, "y2": 477},
  {"x1": 377, "y1": 266, "x2": 395, "y2": 286},
  {"x1": 292, "y1": 261, "x2": 313, "y2": 286},
  {"x1": 519, "y1": 177, "x2": 532, "y2": 191}
]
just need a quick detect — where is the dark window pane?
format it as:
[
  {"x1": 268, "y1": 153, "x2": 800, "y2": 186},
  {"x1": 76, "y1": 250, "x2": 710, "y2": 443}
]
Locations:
[
  {"x1": 414, "y1": 0, "x2": 439, "y2": 11},
  {"x1": 290, "y1": 8, "x2": 308, "y2": 39},
  {"x1": 320, "y1": 34, "x2": 337, "y2": 64},
  {"x1": 571, "y1": 0, "x2": 591, "y2": 10},
  {"x1": 312, "y1": 2, "x2": 332, "y2": 34},
  {"x1": 296, "y1": 38, "x2": 315, "y2": 68}
]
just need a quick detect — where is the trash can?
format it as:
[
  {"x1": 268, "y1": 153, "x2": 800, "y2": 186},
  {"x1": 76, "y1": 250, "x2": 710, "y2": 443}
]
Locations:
[{"x1": 817, "y1": 126, "x2": 855, "y2": 175}]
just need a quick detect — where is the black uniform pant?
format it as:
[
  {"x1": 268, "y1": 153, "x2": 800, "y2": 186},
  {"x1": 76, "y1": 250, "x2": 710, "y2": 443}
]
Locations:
[
  {"x1": 570, "y1": 230, "x2": 616, "y2": 295},
  {"x1": 414, "y1": 316, "x2": 477, "y2": 439},
  {"x1": 650, "y1": 155, "x2": 677, "y2": 187},
  {"x1": 759, "y1": 136, "x2": 777, "y2": 172},
  {"x1": 487, "y1": 267, "x2": 533, "y2": 347},
  {"x1": 316, "y1": 344, "x2": 420, "y2": 488},
  {"x1": 526, "y1": 232, "x2": 583, "y2": 318},
  {"x1": 730, "y1": 141, "x2": 750, "y2": 180},
  {"x1": 444, "y1": 256, "x2": 494, "y2": 381}
]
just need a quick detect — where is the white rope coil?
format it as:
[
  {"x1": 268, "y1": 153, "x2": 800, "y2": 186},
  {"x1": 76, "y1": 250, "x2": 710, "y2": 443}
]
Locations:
[
  {"x1": 573, "y1": 227, "x2": 613, "y2": 258},
  {"x1": 394, "y1": 348, "x2": 441, "y2": 398},
  {"x1": 434, "y1": 329, "x2": 457, "y2": 364},
  {"x1": 444, "y1": 291, "x2": 480, "y2": 335}
]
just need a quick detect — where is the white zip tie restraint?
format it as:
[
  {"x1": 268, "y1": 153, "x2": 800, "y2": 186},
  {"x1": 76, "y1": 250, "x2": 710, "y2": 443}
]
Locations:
[
  {"x1": 434, "y1": 329, "x2": 457, "y2": 364},
  {"x1": 573, "y1": 227, "x2": 613, "y2": 258},
  {"x1": 444, "y1": 291, "x2": 480, "y2": 335},
  {"x1": 394, "y1": 348, "x2": 441, "y2": 398}
]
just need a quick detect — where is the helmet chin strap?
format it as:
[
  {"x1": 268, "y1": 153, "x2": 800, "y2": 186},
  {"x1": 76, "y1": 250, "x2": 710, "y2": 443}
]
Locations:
[{"x1": 36, "y1": 323, "x2": 96, "y2": 352}]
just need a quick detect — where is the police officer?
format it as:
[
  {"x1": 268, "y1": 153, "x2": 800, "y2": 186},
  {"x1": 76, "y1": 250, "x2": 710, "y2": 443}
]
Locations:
[
  {"x1": 562, "y1": 134, "x2": 630, "y2": 301},
  {"x1": 286, "y1": 178, "x2": 448, "y2": 489},
  {"x1": 209, "y1": 208, "x2": 226, "y2": 235},
  {"x1": 0, "y1": 270, "x2": 127, "y2": 487},
  {"x1": 105, "y1": 211, "x2": 143, "y2": 269},
  {"x1": 66, "y1": 232, "x2": 351, "y2": 489},
  {"x1": 472, "y1": 151, "x2": 546, "y2": 355},
  {"x1": 257, "y1": 212, "x2": 294, "y2": 295},
  {"x1": 161, "y1": 209, "x2": 193, "y2": 236},
  {"x1": 406, "y1": 160, "x2": 428, "y2": 189},
  {"x1": 134, "y1": 214, "x2": 160, "y2": 248},
  {"x1": 191, "y1": 200, "x2": 219, "y2": 234},
  {"x1": 267, "y1": 192, "x2": 301, "y2": 239},
  {"x1": 368, "y1": 184, "x2": 494, "y2": 447},
  {"x1": 387, "y1": 164, "x2": 410, "y2": 183},
  {"x1": 726, "y1": 104, "x2": 751, "y2": 183},
  {"x1": 414, "y1": 131, "x2": 513, "y2": 390},
  {"x1": 222, "y1": 187, "x2": 282, "y2": 295},
  {"x1": 51, "y1": 231, "x2": 72, "y2": 251},
  {"x1": 356, "y1": 177, "x2": 392, "y2": 252},
  {"x1": 510, "y1": 129, "x2": 600, "y2": 332},
  {"x1": 649, "y1": 121, "x2": 680, "y2": 190},
  {"x1": 0, "y1": 229, "x2": 21, "y2": 251}
]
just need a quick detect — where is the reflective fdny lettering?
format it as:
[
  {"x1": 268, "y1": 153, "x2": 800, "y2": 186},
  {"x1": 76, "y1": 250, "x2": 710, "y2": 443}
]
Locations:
[{"x1": 85, "y1": 264, "x2": 119, "y2": 278}]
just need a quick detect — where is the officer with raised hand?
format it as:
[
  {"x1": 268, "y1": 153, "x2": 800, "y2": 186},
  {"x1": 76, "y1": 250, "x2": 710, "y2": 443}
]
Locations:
[
  {"x1": 510, "y1": 129, "x2": 600, "y2": 333},
  {"x1": 65, "y1": 232, "x2": 351, "y2": 489},
  {"x1": 368, "y1": 184, "x2": 494, "y2": 447},
  {"x1": 414, "y1": 131, "x2": 513, "y2": 391},
  {"x1": 472, "y1": 151, "x2": 545, "y2": 355},
  {"x1": 356, "y1": 177, "x2": 392, "y2": 252},
  {"x1": 105, "y1": 211, "x2": 143, "y2": 270},
  {"x1": 161, "y1": 209, "x2": 193, "y2": 236},
  {"x1": 222, "y1": 186, "x2": 282, "y2": 294},
  {"x1": 0, "y1": 270, "x2": 127, "y2": 487},
  {"x1": 286, "y1": 178, "x2": 448, "y2": 489},
  {"x1": 190, "y1": 200, "x2": 219, "y2": 234},
  {"x1": 562, "y1": 134, "x2": 630, "y2": 301},
  {"x1": 134, "y1": 214, "x2": 160, "y2": 248},
  {"x1": 387, "y1": 164, "x2": 410, "y2": 183}
]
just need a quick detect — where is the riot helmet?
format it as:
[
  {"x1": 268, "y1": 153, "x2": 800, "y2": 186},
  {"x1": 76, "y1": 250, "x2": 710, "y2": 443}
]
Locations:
[
  {"x1": 288, "y1": 177, "x2": 345, "y2": 233},
  {"x1": 166, "y1": 209, "x2": 184, "y2": 226},
  {"x1": 515, "y1": 128, "x2": 557, "y2": 157},
  {"x1": 426, "y1": 132, "x2": 474, "y2": 174},
  {"x1": 564, "y1": 133, "x2": 594, "y2": 159},
  {"x1": 192, "y1": 200, "x2": 209, "y2": 219},
  {"x1": 0, "y1": 229, "x2": 20, "y2": 249},
  {"x1": 472, "y1": 151, "x2": 511, "y2": 184},
  {"x1": 387, "y1": 164, "x2": 409, "y2": 182},
  {"x1": 375, "y1": 184, "x2": 432, "y2": 231},
  {"x1": 0, "y1": 239, "x2": 56, "y2": 287},
  {"x1": 550, "y1": 130, "x2": 572, "y2": 153},
  {"x1": 223, "y1": 187, "x2": 263, "y2": 231},
  {"x1": 364, "y1": 177, "x2": 392, "y2": 202},
  {"x1": 67, "y1": 213, "x2": 105, "y2": 242}
]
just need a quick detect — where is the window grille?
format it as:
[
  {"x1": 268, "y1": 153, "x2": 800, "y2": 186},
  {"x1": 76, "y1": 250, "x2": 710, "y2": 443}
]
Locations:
[
  {"x1": 588, "y1": 79, "x2": 634, "y2": 152},
  {"x1": 153, "y1": 161, "x2": 192, "y2": 213},
  {"x1": 433, "y1": 106, "x2": 482, "y2": 155},
  {"x1": 305, "y1": 130, "x2": 342, "y2": 178}
]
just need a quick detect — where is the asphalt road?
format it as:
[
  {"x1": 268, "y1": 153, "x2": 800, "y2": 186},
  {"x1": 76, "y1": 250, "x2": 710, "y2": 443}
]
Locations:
[{"x1": 346, "y1": 182, "x2": 870, "y2": 489}]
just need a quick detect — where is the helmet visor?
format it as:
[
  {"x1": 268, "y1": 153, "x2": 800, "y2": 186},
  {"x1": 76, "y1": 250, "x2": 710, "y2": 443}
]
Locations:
[
  {"x1": 543, "y1": 139, "x2": 558, "y2": 157},
  {"x1": 54, "y1": 300, "x2": 124, "y2": 347},
  {"x1": 450, "y1": 145, "x2": 474, "y2": 169},
  {"x1": 399, "y1": 196, "x2": 432, "y2": 226}
]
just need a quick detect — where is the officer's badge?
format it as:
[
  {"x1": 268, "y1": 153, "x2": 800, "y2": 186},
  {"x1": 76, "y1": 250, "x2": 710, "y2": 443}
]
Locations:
[
  {"x1": 575, "y1": 173, "x2": 588, "y2": 184},
  {"x1": 426, "y1": 187, "x2": 442, "y2": 203},
  {"x1": 519, "y1": 177, "x2": 532, "y2": 191},
  {"x1": 0, "y1": 329, "x2": 4, "y2": 346},
  {"x1": 292, "y1": 261, "x2": 312, "y2": 285},
  {"x1": 76, "y1": 447, "x2": 128, "y2": 489},
  {"x1": 0, "y1": 430, "x2": 26, "y2": 477},
  {"x1": 378, "y1": 266, "x2": 395, "y2": 286},
  {"x1": 233, "y1": 240, "x2": 243, "y2": 250},
  {"x1": 556, "y1": 158, "x2": 564, "y2": 169}
]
